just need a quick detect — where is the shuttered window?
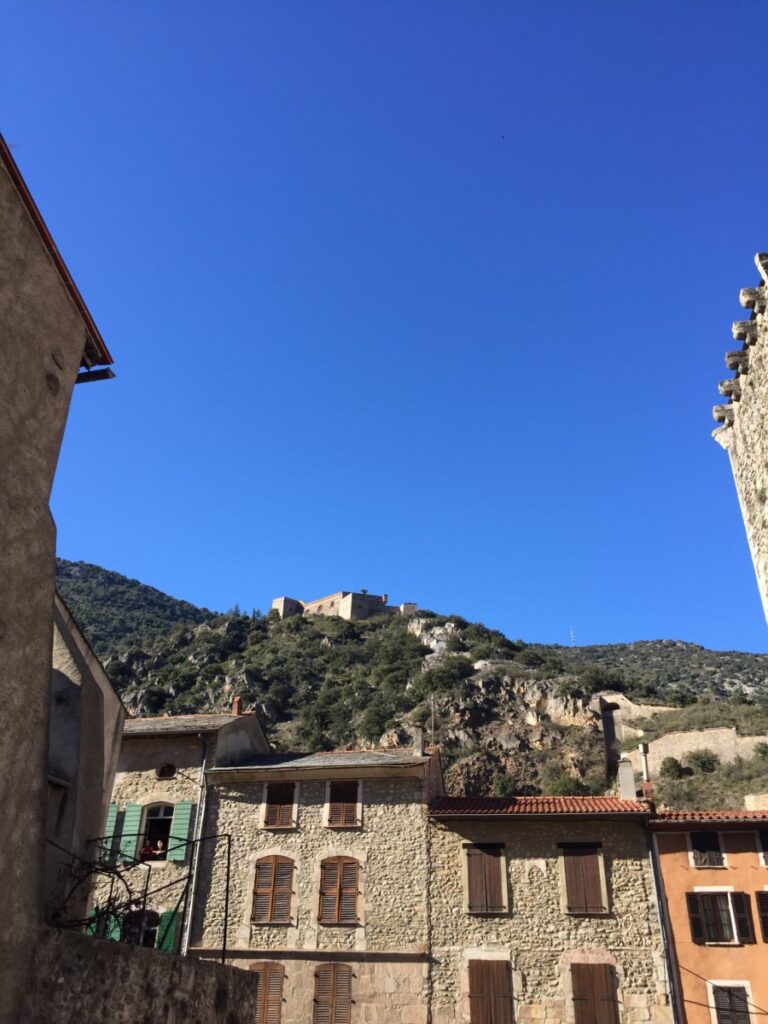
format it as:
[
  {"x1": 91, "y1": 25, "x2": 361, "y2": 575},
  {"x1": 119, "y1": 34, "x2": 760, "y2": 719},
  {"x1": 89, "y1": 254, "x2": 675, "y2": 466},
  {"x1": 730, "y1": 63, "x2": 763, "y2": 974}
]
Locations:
[
  {"x1": 466, "y1": 845, "x2": 506, "y2": 913},
  {"x1": 571, "y1": 963, "x2": 619, "y2": 1024},
  {"x1": 686, "y1": 892, "x2": 755, "y2": 944},
  {"x1": 319, "y1": 857, "x2": 359, "y2": 925},
  {"x1": 561, "y1": 844, "x2": 606, "y2": 914},
  {"x1": 468, "y1": 959, "x2": 513, "y2": 1024},
  {"x1": 252, "y1": 857, "x2": 294, "y2": 924},
  {"x1": 156, "y1": 910, "x2": 179, "y2": 953},
  {"x1": 712, "y1": 986, "x2": 750, "y2": 1024},
  {"x1": 101, "y1": 803, "x2": 119, "y2": 863},
  {"x1": 756, "y1": 891, "x2": 768, "y2": 940},
  {"x1": 119, "y1": 803, "x2": 143, "y2": 861},
  {"x1": 328, "y1": 782, "x2": 359, "y2": 828},
  {"x1": 167, "y1": 801, "x2": 194, "y2": 862},
  {"x1": 690, "y1": 831, "x2": 725, "y2": 867},
  {"x1": 251, "y1": 962, "x2": 285, "y2": 1024},
  {"x1": 264, "y1": 783, "x2": 295, "y2": 829},
  {"x1": 313, "y1": 963, "x2": 352, "y2": 1024}
]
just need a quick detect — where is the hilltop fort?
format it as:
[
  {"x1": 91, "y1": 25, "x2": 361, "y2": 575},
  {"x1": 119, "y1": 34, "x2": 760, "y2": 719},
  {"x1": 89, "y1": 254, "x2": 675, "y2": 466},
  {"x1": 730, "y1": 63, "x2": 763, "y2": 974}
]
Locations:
[{"x1": 271, "y1": 589, "x2": 417, "y2": 621}]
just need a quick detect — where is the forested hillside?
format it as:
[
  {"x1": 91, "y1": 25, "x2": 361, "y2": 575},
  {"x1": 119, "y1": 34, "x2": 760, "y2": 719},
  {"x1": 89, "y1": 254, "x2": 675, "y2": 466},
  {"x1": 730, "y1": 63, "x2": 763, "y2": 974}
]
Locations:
[{"x1": 55, "y1": 559, "x2": 768, "y2": 805}]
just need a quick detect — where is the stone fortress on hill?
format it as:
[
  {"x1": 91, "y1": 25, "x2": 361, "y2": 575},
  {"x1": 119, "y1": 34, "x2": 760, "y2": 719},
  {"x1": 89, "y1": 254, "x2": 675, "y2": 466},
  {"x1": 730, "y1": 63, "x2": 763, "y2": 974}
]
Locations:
[
  {"x1": 272, "y1": 589, "x2": 417, "y2": 620},
  {"x1": 713, "y1": 252, "x2": 768, "y2": 622}
]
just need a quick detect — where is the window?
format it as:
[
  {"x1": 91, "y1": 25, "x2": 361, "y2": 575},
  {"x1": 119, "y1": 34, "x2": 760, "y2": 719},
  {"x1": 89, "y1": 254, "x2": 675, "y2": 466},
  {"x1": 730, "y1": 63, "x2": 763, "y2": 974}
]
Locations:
[
  {"x1": 251, "y1": 962, "x2": 285, "y2": 1024},
  {"x1": 319, "y1": 857, "x2": 359, "y2": 925},
  {"x1": 757, "y1": 830, "x2": 768, "y2": 865},
  {"x1": 757, "y1": 892, "x2": 768, "y2": 940},
  {"x1": 142, "y1": 805, "x2": 174, "y2": 860},
  {"x1": 571, "y1": 963, "x2": 620, "y2": 1024},
  {"x1": 156, "y1": 763, "x2": 177, "y2": 779},
  {"x1": 468, "y1": 960, "x2": 513, "y2": 1024},
  {"x1": 264, "y1": 783, "x2": 296, "y2": 829},
  {"x1": 327, "y1": 782, "x2": 359, "y2": 828},
  {"x1": 687, "y1": 892, "x2": 755, "y2": 944},
  {"x1": 120, "y1": 909, "x2": 178, "y2": 952},
  {"x1": 712, "y1": 986, "x2": 751, "y2": 1024},
  {"x1": 465, "y1": 845, "x2": 506, "y2": 913},
  {"x1": 252, "y1": 857, "x2": 294, "y2": 924},
  {"x1": 313, "y1": 963, "x2": 352, "y2": 1024},
  {"x1": 690, "y1": 831, "x2": 725, "y2": 868},
  {"x1": 560, "y1": 844, "x2": 607, "y2": 914}
]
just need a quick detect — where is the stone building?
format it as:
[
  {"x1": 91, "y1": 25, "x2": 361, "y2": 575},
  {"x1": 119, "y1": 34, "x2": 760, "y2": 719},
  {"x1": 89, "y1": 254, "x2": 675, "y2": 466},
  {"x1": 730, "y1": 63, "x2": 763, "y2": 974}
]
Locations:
[
  {"x1": 188, "y1": 738, "x2": 444, "y2": 1023},
  {"x1": 428, "y1": 796, "x2": 672, "y2": 1024},
  {"x1": 90, "y1": 702, "x2": 269, "y2": 953},
  {"x1": 652, "y1": 809, "x2": 768, "y2": 1024},
  {"x1": 272, "y1": 589, "x2": 417, "y2": 620},
  {"x1": 713, "y1": 253, "x2": 768, "y2": 622}
]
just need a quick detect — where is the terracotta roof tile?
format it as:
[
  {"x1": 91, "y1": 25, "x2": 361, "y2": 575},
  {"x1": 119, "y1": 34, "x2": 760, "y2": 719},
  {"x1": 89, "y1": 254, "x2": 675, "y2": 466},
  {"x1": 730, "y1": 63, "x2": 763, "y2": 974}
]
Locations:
[
  {"x1": 653, "y1": 810, "x2": 768, "y2": 826},
  {"x1": 429, "y1": 796, "x2": 650, "y2": 816}
]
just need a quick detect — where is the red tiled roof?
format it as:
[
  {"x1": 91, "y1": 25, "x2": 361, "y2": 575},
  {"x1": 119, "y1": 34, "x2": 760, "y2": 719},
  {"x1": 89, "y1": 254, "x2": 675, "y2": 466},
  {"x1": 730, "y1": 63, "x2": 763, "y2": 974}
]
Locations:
[
  {"x1": 653, "y1": 810, "x2": 768, "y2": 826},
  {"x1": 429, "y1": 796, "x2": 650, "y2": 816}
]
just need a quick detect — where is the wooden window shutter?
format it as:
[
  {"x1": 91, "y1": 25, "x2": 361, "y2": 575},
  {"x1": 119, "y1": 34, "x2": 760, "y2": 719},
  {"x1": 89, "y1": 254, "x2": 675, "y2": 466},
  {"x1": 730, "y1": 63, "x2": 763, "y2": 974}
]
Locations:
[
  {"x1": 686, "y1": 893, "x2": 705, "y2": 944},
  {"x1": 572, "y1": 964, "x2": 618, "y2": 1024},
  {"x1": 467, "y1": 846, "x2": 505, "y2": 913},
  {"x1": 467, "y1": 847, "x2": 487, "y2": 913},
  {"x1": 731, "y1": 892, "x2": 755, "y2": 943},
  {"x1": 119, "y1": 803, "x2": 143, "y2": 861},
  {"x1": 167, "y1": 801, "x2": 194, "y2": 861},
  {"x1": 713, "y1": 986, "x2": 750, "y2": 1024},
  {"x1": 756, "y1": 891, "x2": 768, "y2": 940},
  {"x1": 101, "y1": 803, "x2": 119, "y2": 862},
  {"x1": 468, "y1": 960, "x2": 513, "y2": 1024},
  {"x1": 265, "y1": 783, "x2": 295, "y2": 828},
  {"x1": 328, "y1": 782, "x2": 359, "y2": 828},
  {"x1": 562, "y1": 845, "x2": 605, "y2": 914},
  {"x1": 252, "y1": 963, "x2": 285, "y2": 1024},
  {"x1": 313, "y1": 963, "x2": 352, "y2": 1024},
  {"x1": 319, "y1": 857, "x2": 359, "y2": 925},
  {"x1": 156, "y1": 911, "x2": 178, "y2": 952},
  {"x1": 253, "y1": 857, "x2": 294, "y2": 924}
]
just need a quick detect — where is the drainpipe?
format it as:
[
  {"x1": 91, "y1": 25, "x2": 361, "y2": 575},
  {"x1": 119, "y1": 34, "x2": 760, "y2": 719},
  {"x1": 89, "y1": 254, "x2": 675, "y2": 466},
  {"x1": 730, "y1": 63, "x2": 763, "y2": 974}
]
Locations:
[
  {"x1": 181, "y1": 734, "x2": 208, "y2": 956},
  {"x1": 646, "y1": 827, "x2": 685, "y2": 1024}
]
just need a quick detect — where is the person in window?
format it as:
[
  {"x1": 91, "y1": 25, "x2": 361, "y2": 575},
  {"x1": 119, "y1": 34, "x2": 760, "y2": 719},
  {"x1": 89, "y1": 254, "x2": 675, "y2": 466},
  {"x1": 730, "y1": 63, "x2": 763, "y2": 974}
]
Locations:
[
  {"x1": 140, "y1": 837, "x2": 154, "y2": 861},
  {"x1": 154, "y1": 838, "x2": 166, "y2": 860}
]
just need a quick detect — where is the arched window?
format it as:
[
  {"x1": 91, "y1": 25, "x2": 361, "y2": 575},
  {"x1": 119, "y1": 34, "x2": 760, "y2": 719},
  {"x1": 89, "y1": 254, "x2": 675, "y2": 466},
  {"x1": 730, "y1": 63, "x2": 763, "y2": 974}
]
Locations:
[
  {"x1": 318, "y1": 857, "x2": 359, "y2": 925},
  {"x1": 252, "y1": 856, "x2": 294, "y2": 924},
  {"x1": 313, "y1": 963, "x2": 352, "y2": 1024},
  {"x1": 251, "y1": 962, "x2": 285, "y2": 1024},
  {"x1": 142, "y1": 804, "x2": 174, "y2": 861}
]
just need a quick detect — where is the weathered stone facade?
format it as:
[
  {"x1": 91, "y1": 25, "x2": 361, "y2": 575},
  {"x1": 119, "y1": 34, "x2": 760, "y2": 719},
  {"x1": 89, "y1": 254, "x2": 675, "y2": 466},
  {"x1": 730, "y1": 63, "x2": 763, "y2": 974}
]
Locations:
[
  {"x1": 713, "y1": 252, "x2": 768, "y2": 622},
  {"x1": 428, "y1": 814, "x2": 672, "y2": 1024}
]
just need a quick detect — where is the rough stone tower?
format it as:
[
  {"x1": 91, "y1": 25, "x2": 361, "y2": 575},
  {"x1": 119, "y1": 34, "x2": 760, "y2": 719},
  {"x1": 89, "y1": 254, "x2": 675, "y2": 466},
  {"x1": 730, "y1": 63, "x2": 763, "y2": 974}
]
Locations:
[{"x1": 713, "y1": 252, "x2": 768, "y2": 622}]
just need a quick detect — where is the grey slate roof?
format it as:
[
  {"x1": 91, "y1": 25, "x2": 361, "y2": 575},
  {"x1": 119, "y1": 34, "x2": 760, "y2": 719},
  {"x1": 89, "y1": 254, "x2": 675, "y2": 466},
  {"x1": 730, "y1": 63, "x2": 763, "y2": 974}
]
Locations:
[
  {"x1": 211, "y1": 750, "x2": 426, "y2": 770},
  {"x1": 124, "y1": 714, "x2": 238, "y2": 736}
]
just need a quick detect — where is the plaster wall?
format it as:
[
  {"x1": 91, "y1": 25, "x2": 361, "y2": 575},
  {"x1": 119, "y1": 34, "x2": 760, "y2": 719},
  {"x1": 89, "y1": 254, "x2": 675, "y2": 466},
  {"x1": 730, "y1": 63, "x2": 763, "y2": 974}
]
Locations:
[
  {"x1": 0, "y1": 154, "x2": 97, "y2": 1024},
  {"x1": 428, "y1": 818, "x2": 671, "y2": 1024},
  {"x1": 655, "y1": 829, "x2": 768, "y2": 1024}
]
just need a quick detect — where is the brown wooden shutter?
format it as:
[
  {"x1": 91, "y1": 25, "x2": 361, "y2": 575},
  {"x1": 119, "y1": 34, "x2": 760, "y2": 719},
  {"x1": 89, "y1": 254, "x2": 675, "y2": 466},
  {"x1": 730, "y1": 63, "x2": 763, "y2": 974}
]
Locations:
[
  {"x1": 572, "y1": 964, "x2": 618, "y2": 1024},
  {"x1": 313, "y1": 964, "x2": 352, "y2": 1024},
  {"x1": 252, "y1": 857, "x2": 294, "y2": 924},
  {"x1": 562, "y1": 845, "x2": 604, "y2": 914},
  {"x1": 731, "y1": 892, "x2": 755, "y2": 943},
  {"x1": 468, "y1": 960, "x2": 513, "y2": 1024},
  {"x1": 756, "y1": 891, "x2": 768, "y2": 940},
  {"x1": 265, "y1": 783, "x2": 295, "y2": 828},
  {"x1": 468, "y1": 960, "x2": 492, "y2": 1024},
  {"x1": 339, "y1": 859, "x2": 359, "y2": 924},
  {"x1": 328, "y1": 782, "x2": 358, "y2": 827},
  {"x1": 251, "y1": 963, "x2": 284, "y2": 1024},
  {"x1": 686, "y1": 892, "x2": 705, "y2": 944},
  {"x1": 713, "y1": 986, "x2": 750, "y2": 1024},
  {"x1": 466, "y1": 846, "x2": 505, "y2": 913},
  {"x1": 319, "y1": 857, "x2": 359, "y2": 925},
  {"x1": 467, "y1": 847, "x2": 487, "y2": 913}
]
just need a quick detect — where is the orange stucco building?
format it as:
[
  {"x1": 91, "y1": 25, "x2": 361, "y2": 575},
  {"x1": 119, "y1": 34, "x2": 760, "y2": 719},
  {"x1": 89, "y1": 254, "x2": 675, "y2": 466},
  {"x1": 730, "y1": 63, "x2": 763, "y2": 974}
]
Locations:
[{"x1": 652, "y1": 811, "x2": 768, "y2": 1024}]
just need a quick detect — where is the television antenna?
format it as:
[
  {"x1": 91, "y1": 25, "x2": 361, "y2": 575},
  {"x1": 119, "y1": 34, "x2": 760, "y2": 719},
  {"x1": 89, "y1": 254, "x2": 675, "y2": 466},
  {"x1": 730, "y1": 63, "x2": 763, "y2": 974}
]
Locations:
[{"x1": 569, "y1": 627, "x2": 576, "y2": 647}]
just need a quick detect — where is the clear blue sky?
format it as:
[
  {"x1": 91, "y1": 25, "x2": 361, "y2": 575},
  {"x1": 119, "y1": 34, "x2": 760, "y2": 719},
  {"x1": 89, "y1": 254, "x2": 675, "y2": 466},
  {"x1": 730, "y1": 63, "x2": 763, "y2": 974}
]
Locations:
[{"x1": 4, "y1": 2, "x2": 768, "y2": 651}]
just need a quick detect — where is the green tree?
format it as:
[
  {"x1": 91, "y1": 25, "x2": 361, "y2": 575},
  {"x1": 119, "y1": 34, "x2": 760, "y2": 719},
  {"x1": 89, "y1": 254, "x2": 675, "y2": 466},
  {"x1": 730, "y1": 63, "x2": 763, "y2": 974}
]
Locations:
[
  {"x1": 685, "y1": 749, "x2": 720, "y2": 774},
  {"x1": 660, "y1": 756, "x2": 683, "y2": 780}
]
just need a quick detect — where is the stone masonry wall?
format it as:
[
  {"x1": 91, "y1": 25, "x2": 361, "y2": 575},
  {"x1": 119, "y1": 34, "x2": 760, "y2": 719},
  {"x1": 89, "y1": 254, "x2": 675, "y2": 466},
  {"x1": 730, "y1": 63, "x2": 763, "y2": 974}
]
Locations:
[
  {"x1": 22, "y1": 926, "x2": 260, "y2": 1024},
  {"x1": 713, "y1": 254, "x2": 768, "y2": 622},
  {"x1": 428, "y1": 818, "x2": 671, "y2": 1024},
  {"x1": 627, "y1": 727, "x2": 766, "y2": 778}
]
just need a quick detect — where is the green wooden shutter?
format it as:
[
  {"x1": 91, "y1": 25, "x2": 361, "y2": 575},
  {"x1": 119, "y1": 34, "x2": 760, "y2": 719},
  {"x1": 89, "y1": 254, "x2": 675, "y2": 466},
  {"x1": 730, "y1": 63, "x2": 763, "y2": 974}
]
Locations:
[
  {"x1": 86, "y1": 911, "x2": 98, "y2": 936},
  {"x1": 101, "y1": 803, "x2": 119, "y2": 862},
  {"x1": 105, "y1": 912, "x2": 122, "y2": 941},
  {"x1": 156, "y1": 911, "x2": 178, "y2": 953},
  {"x1": 167, "y1": 801, "x2": 194, "y2": 861},
  {"x1": 119, "y1": 804, "x2": 143, "y2": 861}
]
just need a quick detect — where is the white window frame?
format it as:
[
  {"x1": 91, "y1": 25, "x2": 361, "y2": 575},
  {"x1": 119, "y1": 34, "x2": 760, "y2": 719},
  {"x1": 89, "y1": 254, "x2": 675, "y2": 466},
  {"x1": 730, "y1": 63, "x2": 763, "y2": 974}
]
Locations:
[
  {"x1": 687, "y1": 830, "x2": 728, "y2": 869},
  {"x1": 259, "y1": 780, "x2": 300, "y2": 830},
  {"x1": 693, "y1": 886, "x2": 740, "y2": 946},
  {"x1": 139, "y1": 802, "x2": 175, "y2": 864},
  {"x1": 707, "y1": 980, "x2": 755, "y2": 1024},
  {"x1": 460, "y1": 842, "x2": 510, "y2": 915},
  {"x1": 756, "y1": 829, "x2": 768, "y2": 867},
  {"x1": 323, "y1": 780, "x2": 363, "y2": 829}
]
